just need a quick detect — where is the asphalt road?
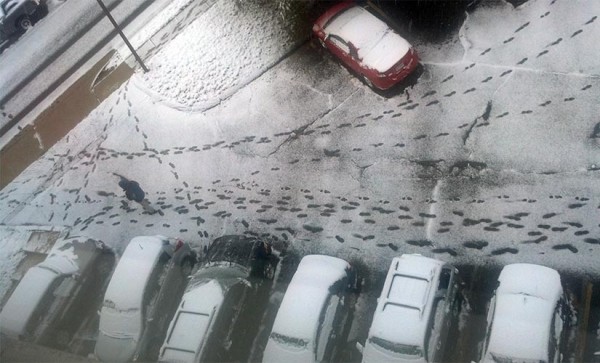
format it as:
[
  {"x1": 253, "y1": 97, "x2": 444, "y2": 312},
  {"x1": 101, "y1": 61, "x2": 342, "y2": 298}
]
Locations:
[{"x1": 0, "y1": 0, "x2": 172, "y2": 136}]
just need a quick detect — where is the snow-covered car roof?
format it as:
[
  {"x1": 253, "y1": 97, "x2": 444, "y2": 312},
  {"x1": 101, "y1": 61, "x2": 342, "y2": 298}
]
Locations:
[
  {"x1": 0, "y1": 265, "x2": 59, "y2": 337},
  {"x1": 102, "y1": 236, "x2": 165, "y2": 311},
  {"x1": 0, "y1": 240, "x2": 92, "y2": 338},
  {"x1": 270, "y1": 255, "x2": 350, "y2": 343},
  {"x1": 485, "y1": 263, "x2": 562, "y2": 362},
  {"x1": 324, "y1": 6, "x2": 411, "y2": 73},
  {"x1": 366, "y1": 255, "x2": 444, "y2": 351},
  {"x1": 160, "y1": 279, "x2": 225, "y2": 362},
  {"x1": 96, "y1": 236, "x2": 167, "y2": 361},
  {"x1": 496, "y1": 263, "x2": 562, "y2": 302}
]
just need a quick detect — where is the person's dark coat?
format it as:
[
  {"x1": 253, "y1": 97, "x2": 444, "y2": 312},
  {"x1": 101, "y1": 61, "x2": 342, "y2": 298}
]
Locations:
[{"x1": 118, "y1": 180, "x2": 145, "y2": 202}]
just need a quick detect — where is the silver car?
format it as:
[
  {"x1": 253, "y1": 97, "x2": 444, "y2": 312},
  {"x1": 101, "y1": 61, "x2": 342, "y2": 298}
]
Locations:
[
  {"x1": 159, "y1": 235, "x2": 278, "y2": 362},
  {"x1": 263, "y1": 254, "x2": 357, "y2": 363},
  {"x1": 360, "y1": 254, "x2": 462, "y2": 363},
  {"x1": 95, "y1": 235, "x2": 196, "y2": 362},
  {"x1": 480, "y1": 263, "x2": 571, "y2": 363}
]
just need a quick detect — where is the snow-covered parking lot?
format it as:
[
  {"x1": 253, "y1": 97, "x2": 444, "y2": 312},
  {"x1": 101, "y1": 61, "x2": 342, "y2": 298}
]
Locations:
[{"x1": 0, "y1": 0, "x2": 599, "y2": 359}]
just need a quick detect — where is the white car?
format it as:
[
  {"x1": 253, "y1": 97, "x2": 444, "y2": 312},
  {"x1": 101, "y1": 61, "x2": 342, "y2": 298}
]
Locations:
[
  {"x1": 262, "y1": 254, "x2": 357, "y2": 363},
  {"x1": 361, "y1": 254, "x2": 461, "y2": 363},
  {"x1": 480, "y1": 263, "x2": 570, "y2": 363},
  {"x1": 0, "y1": 236, "x2": 113, "y2": 349},
  {"x1": 94, "y1": 235, "x2": 196, "y2": 362},
  {"x1": 159, "y1": 235, "x2": 278, "y2": 362}
]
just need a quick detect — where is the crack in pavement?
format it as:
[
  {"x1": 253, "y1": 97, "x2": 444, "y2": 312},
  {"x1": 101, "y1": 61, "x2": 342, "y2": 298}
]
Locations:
[
  {"x1": 267, "y1": 89, "x2": 359, "y2": 156},
  {"x1": 288, "y1": 78, "x2": 334, "y2": 110},
  {"x1": 349, "y1": 159, "x2": 374, "y2": 180},
  {"x1": 346, "y1": 158, "x2": 375, "y2": 191},
  {"x1": 462, "y1": 100, "x2": 493, "y2": 146}
]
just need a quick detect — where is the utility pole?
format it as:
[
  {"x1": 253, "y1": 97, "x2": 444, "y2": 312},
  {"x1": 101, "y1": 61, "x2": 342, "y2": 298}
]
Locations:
[{"x1": 95, "y1": 0, "x2": 149, "y2": 73}]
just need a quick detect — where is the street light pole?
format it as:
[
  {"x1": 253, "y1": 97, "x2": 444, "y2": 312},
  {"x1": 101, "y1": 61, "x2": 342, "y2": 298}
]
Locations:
[{"x1": 95, "y1": 0, "x2": 149, "y2": 73}]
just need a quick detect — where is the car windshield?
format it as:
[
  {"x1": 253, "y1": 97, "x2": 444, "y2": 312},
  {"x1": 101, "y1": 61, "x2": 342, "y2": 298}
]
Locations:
[
  {"x1": 206, "y1": 236, "x2": 257, "y2": 267},
  {"x1": 190, "y1": 263, "x2": 248, "y2": 286},
  {"x1": 270, "y1": 332, "x2": 309, "y2": 351},
  {"x1": 369, "y1": 336, "x2": 423, "y2": 358}
]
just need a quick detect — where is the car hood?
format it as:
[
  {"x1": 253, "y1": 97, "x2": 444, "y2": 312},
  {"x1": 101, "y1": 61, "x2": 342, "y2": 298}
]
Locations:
[
  {"x1": 486, "y1": 293, "x2": 555, "y2": 361},
  {"x1": 160, "y1": 279, "x2": 225, "y2": 361},
  {"x1": 95, "y1": 332, "x2": 137, "y2": 362}
]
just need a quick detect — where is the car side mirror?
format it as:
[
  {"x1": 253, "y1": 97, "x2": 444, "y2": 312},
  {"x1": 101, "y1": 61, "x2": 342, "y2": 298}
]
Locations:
[{"x1": 355, "y1": 341, "x2": 364, "y2": 354}]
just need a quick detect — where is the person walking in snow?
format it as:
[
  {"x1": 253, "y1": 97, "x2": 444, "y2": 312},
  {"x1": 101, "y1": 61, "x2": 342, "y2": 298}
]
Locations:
[{"x1": 114, "y1": 173, "x2": 155, "y2": 213}]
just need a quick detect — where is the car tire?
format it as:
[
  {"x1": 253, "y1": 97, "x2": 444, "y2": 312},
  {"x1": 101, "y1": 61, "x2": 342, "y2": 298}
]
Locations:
[
  {"x1": 180, "y1": 256, "x2": 194, "y2": 277},
  {"x1": 263, "y1": 260, "x2": 275, "y2": 280},
  {"x1": 17, "y1": 17, "x2": 33, "y2": 31},
  {"x1": 361, "y1": 75, "x2": 373, "y2": 89}
]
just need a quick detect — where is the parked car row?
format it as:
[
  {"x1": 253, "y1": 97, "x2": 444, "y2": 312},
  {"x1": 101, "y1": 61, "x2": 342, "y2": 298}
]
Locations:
[
  {"x1": 357, "y1": 256, "x2": 573, "y2": 363},
  {"x1": 0, "y1": 233, "x2": 575, "y2": 363}
]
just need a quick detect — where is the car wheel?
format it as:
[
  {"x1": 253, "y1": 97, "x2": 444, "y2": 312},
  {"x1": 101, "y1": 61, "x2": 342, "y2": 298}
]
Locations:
[
  {"x1": 361, "y1": 75, "x2": 373, "y2": 89},
  {"x1": 17, "y1": 17, "x2": 33, "y2": 31},
  {"x1": 180, "y1": 256, "x2": 194, "y2": 277},
  {"x1": 264, "y1": 261, "x2": 275, "y2": 280}
]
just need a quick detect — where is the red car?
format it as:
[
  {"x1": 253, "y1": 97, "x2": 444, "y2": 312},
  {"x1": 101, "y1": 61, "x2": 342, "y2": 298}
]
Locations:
[{"x1": 313, "y1": 2, "x2": 420, "y2": 91}]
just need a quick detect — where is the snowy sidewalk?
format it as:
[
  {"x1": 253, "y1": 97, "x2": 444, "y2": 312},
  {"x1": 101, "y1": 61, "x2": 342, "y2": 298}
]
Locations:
[{"x1": 133, "y1": 0, "x2": 308, "y2": 111}]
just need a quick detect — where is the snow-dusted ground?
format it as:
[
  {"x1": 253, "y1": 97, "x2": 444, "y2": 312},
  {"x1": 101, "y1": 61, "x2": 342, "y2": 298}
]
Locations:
[
  {"x1": 134, "y1": 0, "x2": 307, "y2": 111},
  {"x1": 0, "y1": 0, "x2": 599, "y2": 312}
]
